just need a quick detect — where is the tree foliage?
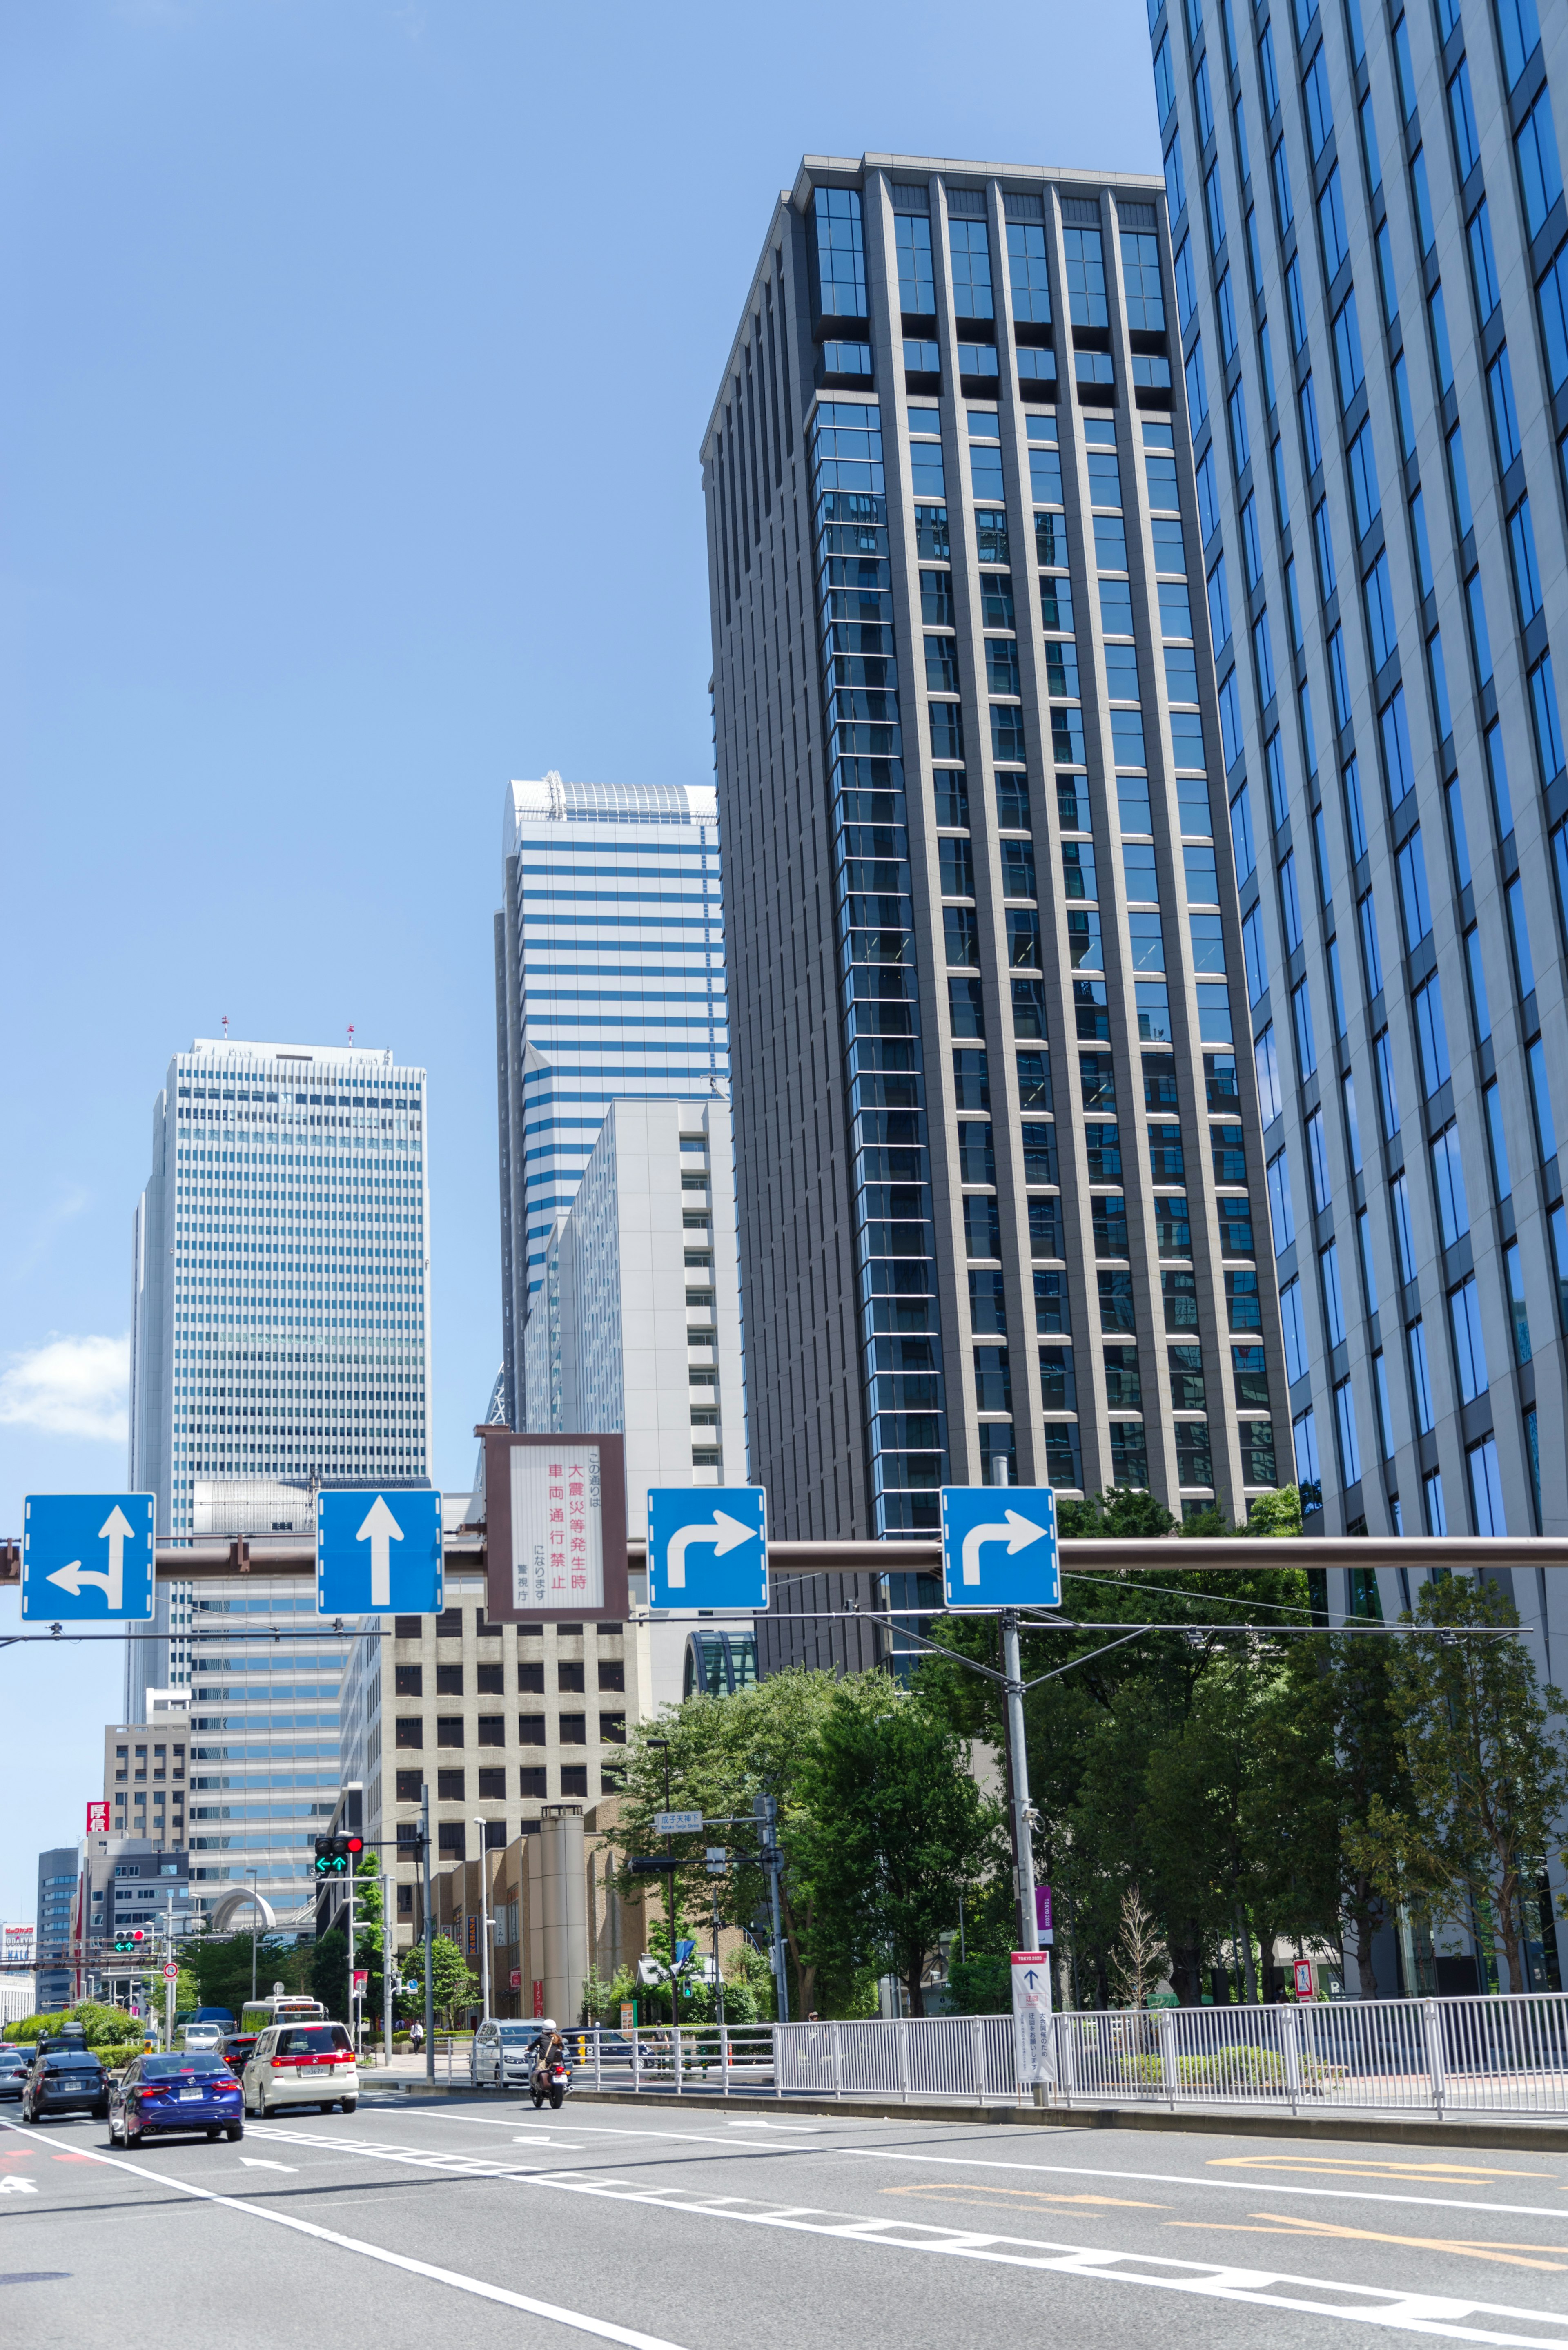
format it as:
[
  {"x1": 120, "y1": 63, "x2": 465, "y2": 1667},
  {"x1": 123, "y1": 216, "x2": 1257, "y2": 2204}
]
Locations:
[{"x1": 1343, "y1": 1574, "x2": 1568, "y2": 1991}]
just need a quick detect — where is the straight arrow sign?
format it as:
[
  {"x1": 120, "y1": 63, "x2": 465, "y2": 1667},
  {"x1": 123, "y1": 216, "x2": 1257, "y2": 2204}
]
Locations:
[{"x1": 356, "y1": 1495, "x2": 404, "y2": 1607}]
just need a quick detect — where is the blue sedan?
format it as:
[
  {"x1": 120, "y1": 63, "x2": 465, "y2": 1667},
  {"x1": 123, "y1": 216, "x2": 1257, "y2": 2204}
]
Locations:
[{"x1": 108, "y1": 2055, "x2": 245, "y2": 2145}]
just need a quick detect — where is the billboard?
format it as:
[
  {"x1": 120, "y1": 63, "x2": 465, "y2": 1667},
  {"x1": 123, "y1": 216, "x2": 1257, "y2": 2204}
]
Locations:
[{"x1": 2, "y1": 1923, "x2": 37, "y2": 1969}]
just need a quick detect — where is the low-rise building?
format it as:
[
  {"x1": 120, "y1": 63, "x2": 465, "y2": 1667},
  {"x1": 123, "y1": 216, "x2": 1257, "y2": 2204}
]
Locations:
[
  {"x1": 340, "y1": 1570, "x2": 658, "y2": 1962},
  {"x1": 103, "y1": 1710, "x2": 192, "y2": 1851}
]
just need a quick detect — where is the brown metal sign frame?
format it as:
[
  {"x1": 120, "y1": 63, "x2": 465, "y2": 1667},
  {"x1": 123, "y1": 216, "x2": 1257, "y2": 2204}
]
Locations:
[{"x1": 475, "y1": 1427, "x2": 628, "y2": 1624}]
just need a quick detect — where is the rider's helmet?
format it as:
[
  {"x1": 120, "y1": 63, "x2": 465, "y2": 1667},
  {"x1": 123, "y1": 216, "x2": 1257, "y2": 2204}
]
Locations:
[{"x1": 538, "y1": 2019, "x2": 557, "y2": 2032}]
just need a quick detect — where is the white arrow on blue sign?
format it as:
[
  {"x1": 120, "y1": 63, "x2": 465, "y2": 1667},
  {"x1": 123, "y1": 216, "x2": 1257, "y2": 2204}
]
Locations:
[
  {"x1": 646, "y1": 1486, "x2": 768, "y2": 1610},
  {"x1": 22, "y1": 1493, "x2": 156, "y2": 1622},
  {"x1": 939, "y1": 1486, "x2": 1060, "y2": 1610},
  {"x1": 316, "y1": 1489, "x2": 443, "y2": 1617}
]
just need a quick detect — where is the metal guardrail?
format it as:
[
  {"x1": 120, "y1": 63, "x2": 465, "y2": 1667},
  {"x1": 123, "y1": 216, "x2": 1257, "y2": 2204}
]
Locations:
[{"x1": 547, "y1": 1993, "x2": 1568, "y2": 2118}]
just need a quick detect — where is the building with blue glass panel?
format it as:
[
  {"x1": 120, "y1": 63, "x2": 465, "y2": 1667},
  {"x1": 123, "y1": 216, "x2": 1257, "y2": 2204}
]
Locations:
[
  {"x1": 495, "y1": 773, "x2": 728, "y2": 1426},
  {"x1": 705, "y1": 155, "x2": 1287, "y2": 1539},
  {"x1": 1147, "y1": 0, "x2": 1568, "y2": 1566}
]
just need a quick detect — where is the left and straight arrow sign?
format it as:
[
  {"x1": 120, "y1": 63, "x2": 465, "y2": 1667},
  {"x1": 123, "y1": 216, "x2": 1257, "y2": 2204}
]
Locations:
[{"x1": 21, "y1": 1495, "x2": 156, "y2": 1622}]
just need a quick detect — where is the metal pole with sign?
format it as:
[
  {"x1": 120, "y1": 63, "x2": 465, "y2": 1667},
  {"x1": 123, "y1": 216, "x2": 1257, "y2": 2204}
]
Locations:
[
  {"x1": 383, "y1": 1871, "x2": 394, "y2": 2067},
  {"x1": 346, "y1": 1867, "x2": 356, "y2": 2050},
  {"x1": 939, "y1": 1475, "x2": 1058, "y2": 1960},
  {"x1": 473, "y1": 1819, "x2": 493, "y2": 2026},
  {"x1": 754, "y1": 1793, "x2": 789, "y2": 2024},
  {"x1": 421, "y1": 1784, "x2": 434, "y2": 2082}
]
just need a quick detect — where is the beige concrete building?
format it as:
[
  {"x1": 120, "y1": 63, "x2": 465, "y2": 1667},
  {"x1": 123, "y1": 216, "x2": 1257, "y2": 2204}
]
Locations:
[
  {"x1": 104, "y1": 1708, "x2": 192, "y2": 1852},
  {"x1": 342, "y1": 1573, "x2": 666, "y2": 1958}
]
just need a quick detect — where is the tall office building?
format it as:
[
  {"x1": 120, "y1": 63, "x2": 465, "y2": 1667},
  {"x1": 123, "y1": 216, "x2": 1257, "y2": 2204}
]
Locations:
[
  {"x1": 1148, "y1": 0, "x2": 1568, "y2": 1550},
  {"x1": 126, "y1": 1034, "x2": 432, "y2": 1924},
  {"x1": 495, "y1": 774, "x2": 728, "y2": 1424},
  {"x1": 704, "y1": 154, "x2": 1286, "y2": 1537}
]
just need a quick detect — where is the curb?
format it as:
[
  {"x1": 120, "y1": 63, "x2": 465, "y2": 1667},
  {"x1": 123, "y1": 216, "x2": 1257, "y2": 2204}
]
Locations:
[{"x1": 565, "y1": 2086, "x2": 1568, "y2": 2152}]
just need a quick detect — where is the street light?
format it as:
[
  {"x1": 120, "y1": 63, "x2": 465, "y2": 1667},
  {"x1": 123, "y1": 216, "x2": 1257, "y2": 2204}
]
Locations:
[
  {"x1": 646, "y1": 1737, "x2": 680, "y2": 2025},
  {"x1": 245, "y1": 1869, "x2": 260, "y2": 2005},
  {"x1": 472, "y1": 1819, "x2": 493, "y2": 2028}
]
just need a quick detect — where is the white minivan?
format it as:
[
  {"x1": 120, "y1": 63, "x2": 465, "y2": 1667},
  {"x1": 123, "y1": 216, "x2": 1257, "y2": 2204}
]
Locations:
[{"x1": 242, "y1": 2021, "x2": 359, "y2": 2117}]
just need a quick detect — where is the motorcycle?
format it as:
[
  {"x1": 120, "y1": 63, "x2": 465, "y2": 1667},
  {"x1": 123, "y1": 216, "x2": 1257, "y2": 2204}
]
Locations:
[{"x1": 531, "y1": 2058, "x2": 571, "y2": 2111}]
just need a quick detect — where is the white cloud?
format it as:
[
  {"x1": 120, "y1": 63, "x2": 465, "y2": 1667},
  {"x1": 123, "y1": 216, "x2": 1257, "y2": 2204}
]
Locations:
[{"x1": 0, "y1": 1336, "x2": 130, "y2": 1443}]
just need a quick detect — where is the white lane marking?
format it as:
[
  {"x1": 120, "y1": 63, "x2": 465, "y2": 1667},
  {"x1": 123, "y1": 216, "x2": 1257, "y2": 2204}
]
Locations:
[
  {"x1": 238, "y1": 2158, "x2": 296, "y2": 2172},
  {"x1": 339, "y1": 2106, "x2": 1568, "y2": 2225},
  {"x1": 0, "y1": 2177, "x2": 38, "y2": 2194},
  {"x1": 0, "y1": 2120, "x2": 688, "y2": 2350},
  {"x1": 241, "y1": 2123, "x2": 1568, "y2": 2344}
]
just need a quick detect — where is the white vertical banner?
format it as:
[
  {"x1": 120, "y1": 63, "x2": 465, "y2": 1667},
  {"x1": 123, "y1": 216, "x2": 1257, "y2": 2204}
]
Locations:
[
  {"x1": 509, "y1": 1442, "x2": 605, "y2": 1611},
  {"x1": 1011, "y1": 1949, "x2": 1055, "y2": 2085}
]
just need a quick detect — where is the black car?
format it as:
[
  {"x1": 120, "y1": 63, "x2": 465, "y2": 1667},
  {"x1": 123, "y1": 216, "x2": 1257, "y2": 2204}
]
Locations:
[
  {"x1": 0, "y1": 2048, "x2": 29, "y2": 2100},
  {"x1": 218, "y1": 2033, "x2": 259, "y2": 2076},
  {"x1": 20, "y1": 2049, "x2": 108, "y2": 2123},
  {"x1": 108, "y1": 2055, "x2": 244, "y2": 2145}
]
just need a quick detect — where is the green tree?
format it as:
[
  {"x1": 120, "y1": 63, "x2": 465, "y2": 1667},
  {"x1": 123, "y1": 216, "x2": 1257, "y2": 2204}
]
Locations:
[
  {"x1": 795, "y1": 1678, "x2": 1005, "y2": 2015},
  {"x1": 609, "y1": 1670, "x2": 846, "y2": 2015},
  {"x1": 182, "y1": 1932, "x2": 315, "y2": 2017},
  {"x1": 309, "y1": 1861, "x2": 387, "y2": 2021},
  {"x1": 400, "y1": 1933, "x2": 475, "y2": 2028},
  {"x1": 1344, "y1": 1574, "x2": 1568, "y2": 1992}
]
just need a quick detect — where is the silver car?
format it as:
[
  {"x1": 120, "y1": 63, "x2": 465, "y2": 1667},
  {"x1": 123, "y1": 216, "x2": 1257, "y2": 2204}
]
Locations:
[{"x1": 469, "y1": 2019, "x2": 541, "y2": 2088}]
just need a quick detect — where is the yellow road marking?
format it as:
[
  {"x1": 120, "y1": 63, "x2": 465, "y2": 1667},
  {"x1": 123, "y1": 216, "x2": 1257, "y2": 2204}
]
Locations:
[
  {"x1": 1170, "y1": 2210, "x2": 1568, "y2": 2272},
  {"x1": 882, "y1": 2182, "x2": 1162, "y2": 2212},
  {"x1": 1207, "y1": 2155, "x2": 1561, "y2": 2186}
]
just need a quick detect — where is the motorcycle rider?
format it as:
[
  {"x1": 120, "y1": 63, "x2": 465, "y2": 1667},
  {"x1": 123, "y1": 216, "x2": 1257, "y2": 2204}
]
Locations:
[{"x1": 525, "y1": 2018, "x2": 565, "y2": 2102}]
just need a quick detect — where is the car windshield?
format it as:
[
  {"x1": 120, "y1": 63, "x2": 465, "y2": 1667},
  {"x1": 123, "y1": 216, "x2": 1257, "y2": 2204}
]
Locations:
[
  {"x1": 497, "y1": 2025, "x2": 535, "y2": 2041},
  {"x1": 140, "y1": 2058, "x2": 231, "y2": 2079},
  {"x1": 277, "y1": 2026, "x2": 352, "y2": 2055}
]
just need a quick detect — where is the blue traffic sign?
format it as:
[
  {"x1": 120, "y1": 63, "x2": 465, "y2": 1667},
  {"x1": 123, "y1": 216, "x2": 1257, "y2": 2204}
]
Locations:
[
  {"x1": 316, "y1": 1489, "x2": 443, "y2": 1617},
  {"x1": 22, "y1": 1493, "x2": 156, "y2": 1622},
  {"x1": 647, "y1": 1486, "x2": 768, "y2": 1610},
  {"x1": 939, "y1": 1486, "x2": 1059, "y2": 1610}
]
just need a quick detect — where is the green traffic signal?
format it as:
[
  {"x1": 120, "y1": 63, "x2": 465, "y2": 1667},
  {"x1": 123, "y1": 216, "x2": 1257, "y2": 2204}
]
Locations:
[{"x1": 112, "y1": 1928, "x2": 146, "y2": 1953}]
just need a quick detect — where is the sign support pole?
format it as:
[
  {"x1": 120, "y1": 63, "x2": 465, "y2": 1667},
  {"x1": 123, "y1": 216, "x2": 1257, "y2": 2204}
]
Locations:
[
  {"x1": 1002, "y1": 1607, "x2": 1040, "y2": 1959},
  {"x1": 382, "y1": 1870, "x2": 394, "y2": 2069},
  {"x1": 346, "y1": 1867, "x2": 356, "y2": 2054},
  {"x1": 421, "y1": 1785, "x2": 435, "y2": 2082}
]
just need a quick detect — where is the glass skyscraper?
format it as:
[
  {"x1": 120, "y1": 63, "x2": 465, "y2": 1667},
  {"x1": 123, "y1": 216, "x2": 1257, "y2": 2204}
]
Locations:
[
  {"x1": 705, "y1": 155, "x2": 1287, "y2": 1538},
  {"x1": 495, "y1": 773, "x2": 729, "y2": 1425},
  {"x1": 126, "y1": 1034, "x2": 432, "y2": 1925},
  {"x1": 1149, "y1": 0, "x2": 1568, "y2": 1551}
]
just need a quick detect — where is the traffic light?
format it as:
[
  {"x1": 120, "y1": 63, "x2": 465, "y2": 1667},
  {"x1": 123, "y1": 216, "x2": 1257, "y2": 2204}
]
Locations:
[
  {"x1": 313, "y1": 1834, "x2": 366, "y2": 1878},
  {"x1": 112, "y1": 1928, "x2": 146, "y2": 1954}
]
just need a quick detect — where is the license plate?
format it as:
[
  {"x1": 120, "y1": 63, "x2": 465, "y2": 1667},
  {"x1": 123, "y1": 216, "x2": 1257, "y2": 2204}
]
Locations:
[{"x1": 178, "y1": 2087, "x2": 203, "y2": 2100}]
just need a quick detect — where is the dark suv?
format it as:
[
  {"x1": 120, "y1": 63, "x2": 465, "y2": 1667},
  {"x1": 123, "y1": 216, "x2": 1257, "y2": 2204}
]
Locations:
[
  {"x1": 21, "y1": 2048, "x2": 109, "y2": 2124},
  {"x1": 0, "y1": 2047, "x2": 29, "y2": 2100}
]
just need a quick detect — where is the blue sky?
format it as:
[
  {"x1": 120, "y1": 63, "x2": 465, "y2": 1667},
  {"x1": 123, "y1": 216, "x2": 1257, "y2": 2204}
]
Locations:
[{"x1": 0, "y1": 0, "x2": 1159, "y2": 1923}]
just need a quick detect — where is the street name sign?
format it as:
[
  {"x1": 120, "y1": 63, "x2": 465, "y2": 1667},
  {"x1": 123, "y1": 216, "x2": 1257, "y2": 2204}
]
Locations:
[
  {"x1": 939, "y1": 1486, "x2": 1059, "y2": 1610},
  {"x1": 317, "y1": 1488, "x2": 443, "y2": 1616},
  {"x1": 653, "y1": 1810, "x2": 704, "y2": 1835},
  {"x1": 647, "y1": 1485, "x2": 768, "y2": 1610},
  {"x1": 22, "y1": 1493, "x2": 156, "y2": 1622},
  {"x1": 1011, "y1": 1950, "x2": 1056, "y2": 2085}
]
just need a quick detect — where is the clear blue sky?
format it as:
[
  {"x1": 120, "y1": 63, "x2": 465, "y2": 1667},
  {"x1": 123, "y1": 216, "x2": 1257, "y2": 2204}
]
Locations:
[{"x1": 0, "y1": 0, "x2": 1159, "y2": 1923}]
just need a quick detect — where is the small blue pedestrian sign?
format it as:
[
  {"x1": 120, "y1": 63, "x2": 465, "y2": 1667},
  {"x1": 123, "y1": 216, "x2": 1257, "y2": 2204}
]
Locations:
[
  {"x1": 939, "y1": 1486, "x2": 1059, "y2": 1611},
  {"x1": 647, "y1": 1486, "x2": 768, "y2": 1610},
  {"x1": 22, "y1": 1494, "x2": 156, "y2": 1622},
  {"x1": 317, "y1": 1489, "x2": 443, "y2": 1617}
]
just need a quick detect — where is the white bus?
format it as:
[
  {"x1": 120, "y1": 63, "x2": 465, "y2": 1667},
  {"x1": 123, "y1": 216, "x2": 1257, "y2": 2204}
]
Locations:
[{"x1": 239, "y1": 1994, "x2": 327, "y2": 2037}]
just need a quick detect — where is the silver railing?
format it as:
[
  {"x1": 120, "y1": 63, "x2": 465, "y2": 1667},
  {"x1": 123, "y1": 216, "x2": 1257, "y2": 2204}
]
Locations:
[{"x1": 532, "y1": 1992, "x2": 1568, "y2": 2118}]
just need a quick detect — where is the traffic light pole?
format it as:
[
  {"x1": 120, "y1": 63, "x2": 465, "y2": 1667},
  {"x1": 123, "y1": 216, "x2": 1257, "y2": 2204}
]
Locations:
[
  {"x1": 346, "y1": 1868, "x2": 356, "y2": 2051},
  {"x1": 421, "y1": 1784, "x2": 434, "y2": 2082},
  {"x1": 1002, "y1": 1609, "x2": 1040, "y2": 1957},
  {"x1": 381, "y1": 1870, "x2": 394, "y2": 2068}
]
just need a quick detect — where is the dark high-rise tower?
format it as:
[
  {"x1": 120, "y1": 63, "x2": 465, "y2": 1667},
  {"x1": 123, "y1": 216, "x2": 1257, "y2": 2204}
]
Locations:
[{"x1": 704, "y1": 154, "x2": 1287, "y2": 1538}]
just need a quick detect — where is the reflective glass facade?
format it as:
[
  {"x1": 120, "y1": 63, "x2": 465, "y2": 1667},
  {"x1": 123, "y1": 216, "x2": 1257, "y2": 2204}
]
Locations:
[
  {"x1": 705, "y1": 157, "x2": 1287, "y2": 1538},
  {"x1": 495, "y1": 774, "x2": 728, "y2": 1425},
  {"x1": 1150, "y1": 0, "x2": 1568, "y2": 1554}
]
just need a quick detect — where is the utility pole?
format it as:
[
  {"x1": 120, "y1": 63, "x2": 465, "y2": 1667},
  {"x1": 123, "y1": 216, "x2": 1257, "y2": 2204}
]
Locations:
[
  {"x1": 245, "y1": 1868, "x2": 259, "y2": 2005},
  {"x1": 648, "y1": 1737, "x2": 678, "y2": 2024},
  {"x1": 346, "y1": 1864, "x2": 357, "y2": 2050},
  {"x1": 381, "y1": 1868, "x2": 394, "y2": 2067},
  {"x1": 992, "y1": 1459, "x2": 1040, "y2": 1958},
  {"x1": 421, "y1": 1782, "x2": 434, "y2": 2081},
  {"x1": 163, "y1": 1893, "x2": 177, "y2": 2051},
  {"x1": 472, "y1": 1819, "x2": 492, "y2": 2024}
]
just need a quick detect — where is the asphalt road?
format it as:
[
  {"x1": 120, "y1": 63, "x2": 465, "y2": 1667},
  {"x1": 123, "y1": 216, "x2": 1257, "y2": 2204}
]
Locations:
[{"x1": 5, "y1": 2091, "x2": 1568, "y2": 2348}]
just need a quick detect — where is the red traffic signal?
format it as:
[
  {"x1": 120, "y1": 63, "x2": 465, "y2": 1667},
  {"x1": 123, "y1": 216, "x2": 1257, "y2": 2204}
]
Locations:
[{"x1": 343, "y1": 1836, "x2": 365, "y2": 1855}]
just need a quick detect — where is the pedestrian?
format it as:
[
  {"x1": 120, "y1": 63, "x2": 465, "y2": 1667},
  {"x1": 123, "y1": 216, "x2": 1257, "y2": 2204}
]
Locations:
[{"x1": 409, "y1": 2018, "x2": 424, "y2": 2053}]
